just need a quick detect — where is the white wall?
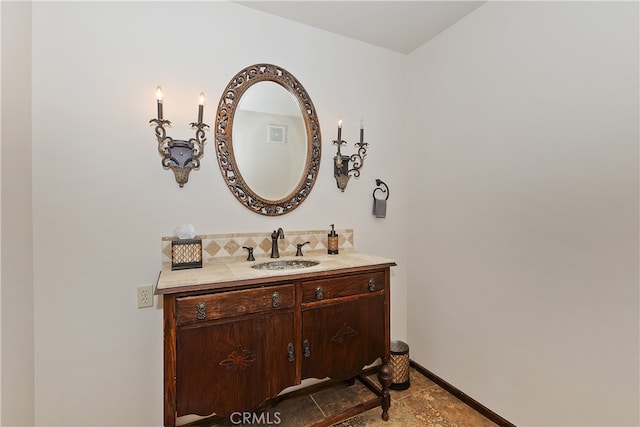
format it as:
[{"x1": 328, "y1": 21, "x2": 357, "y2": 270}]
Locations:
[
  {"x1": 0, "y1": 3, "x2": 3, "y2": 422},
  {"x1": 6, "y1": 1, "x2": 638, "y2": 426},
  {"x1": 1, "y1": 1, "x2": 34, "y2": 425},
  {"x1": 30, "y1": 2, "x2": 408, "y2": 425},
  {"x1": 407, "y1": 2, "x2": 639, "y2": 426},
  {"x1": 0, "y1": 3, "x2": 3, "y2": 423}
]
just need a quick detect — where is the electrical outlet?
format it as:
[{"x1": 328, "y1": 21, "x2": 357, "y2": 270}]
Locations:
[{"x1": 137, "y1": 285, "x2": 154, "y2": 308}]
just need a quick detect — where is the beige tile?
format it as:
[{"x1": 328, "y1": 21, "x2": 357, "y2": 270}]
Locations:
[
  {"x1": 204, "y1": 240, "x2": 221, "y2": 257},
  {"x1": 311, "y1": 380, "x2": 375, "y2": 418},
  {"x1": 253, "y1": 395, "x2": 325, "y2": 427},
  {"x1": 400, "y1": 385, "x2": 498, "y2": 427},
  {"x1": 332, "y1": 398, "x2": 421, "y2": 427},
  {"x1": 162, "y1": 229, "x2": 354, "y2": 263}
]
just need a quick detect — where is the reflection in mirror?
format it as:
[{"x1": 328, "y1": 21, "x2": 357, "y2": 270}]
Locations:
[
  {"x1": 234, "y1": 82, "x2": 307, "y2": 201},
  {"x1": 215, "y1": 64, "x2": 321, "y2": 216}
]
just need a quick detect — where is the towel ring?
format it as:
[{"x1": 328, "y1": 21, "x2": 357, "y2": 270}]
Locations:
[{"x1": 373, "y1": 179, "x2": 389, "y2": 201}]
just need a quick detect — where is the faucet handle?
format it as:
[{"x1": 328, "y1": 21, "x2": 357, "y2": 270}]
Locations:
[
  {"x1": 243, "y1": 246, "x2": 255, "y2": 261},
  {"x1": 296, "y1": 242, "x2": 311, "y2": 256}
]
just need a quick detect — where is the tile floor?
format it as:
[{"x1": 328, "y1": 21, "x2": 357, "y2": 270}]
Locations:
[{"x1": 186, "y1": 367, "x2": 499, "y2": 427}]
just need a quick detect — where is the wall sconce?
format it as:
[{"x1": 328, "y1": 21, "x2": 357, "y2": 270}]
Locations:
[
  {"x1": 149, "y1": 86, "x2": 209, "y2": 187},
  {"x1": 333, "y1": 118, "x2": 368, "y2": 192}
]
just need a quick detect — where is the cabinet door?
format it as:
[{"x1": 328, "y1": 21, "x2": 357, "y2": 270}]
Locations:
[
  {"x1": 302, "y1": 293, "x2": 385, "y2": 380},
  {"x1": 176, "y1": 312, "x2": 296, "y2": 418}
]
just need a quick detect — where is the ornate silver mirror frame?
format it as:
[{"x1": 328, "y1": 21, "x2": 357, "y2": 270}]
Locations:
[{"x1": 215, "y1": 64, "x2": 322, "y2": 216}]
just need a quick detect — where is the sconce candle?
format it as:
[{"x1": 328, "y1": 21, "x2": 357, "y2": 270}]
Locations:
[
  {"x1": 156, "y1": 86, "x2": 164, "y2": 120},
  {"x1": 337, "y1": 119, "x2": 342, "y2": 141},
  {"x1": 360, "y1": 121, "x2": 364, "y2": 143},
  {"x1": 198, "y1": 92, "x2": 205, "y2": 124}
]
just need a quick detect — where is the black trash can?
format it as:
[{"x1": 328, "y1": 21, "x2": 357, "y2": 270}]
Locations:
[{"x1": 389, "y1": 340, "x2": 410, "y2": 390}]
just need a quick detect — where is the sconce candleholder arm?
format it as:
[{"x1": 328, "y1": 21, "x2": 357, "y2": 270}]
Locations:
[
  {"x1": 150, "y1": 118, "x2": 172, "y2": 159},
  {"x1": 348, "y1": 141, "x2": 368, "y2": 177},
  {"x1": 188, "y1": 122, "x2": 210, "y2": 164}
]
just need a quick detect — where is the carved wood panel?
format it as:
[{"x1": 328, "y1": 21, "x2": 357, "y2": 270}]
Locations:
[
  {"x1": 176, "y1": 312, "x2": 296, "y2": 417},
  {"x1": 301, "y1": 293, "x2": 385, "y2": 380}
]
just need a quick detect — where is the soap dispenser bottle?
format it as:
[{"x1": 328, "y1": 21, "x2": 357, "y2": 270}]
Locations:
[{"x1": 327, "y1": 224, "x2": 339, "y2": 255}]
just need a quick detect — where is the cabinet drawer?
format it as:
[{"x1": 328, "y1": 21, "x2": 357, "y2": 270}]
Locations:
[
  {"x1": 176, "y1": 284, "x2": 294, "y2": 325},
  {"x1": 302, "y1": 271, "x2": 385, "y2": 304}
]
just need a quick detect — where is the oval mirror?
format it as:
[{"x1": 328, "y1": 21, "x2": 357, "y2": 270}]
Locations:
[{"x1": 215, "y1": 64, "x2": 321, "y2": 216}]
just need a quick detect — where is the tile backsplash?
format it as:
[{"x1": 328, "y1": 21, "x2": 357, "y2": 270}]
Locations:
[{"x1": 161, "y1": 229, "x2": 354, "y2": 265}]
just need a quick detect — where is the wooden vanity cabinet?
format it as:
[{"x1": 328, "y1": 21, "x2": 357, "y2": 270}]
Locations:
[
  {"x1": 301, "y1": 271, "x2": 387, "y2": 381},
  {"x1": 167, "y1": 284, "x2": 298, "y2": 424},
  {"x1": 160, "y1": 265, "x2": 393, "y2": 427}
]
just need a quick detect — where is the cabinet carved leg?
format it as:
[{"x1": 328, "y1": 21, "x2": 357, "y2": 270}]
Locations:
[{"x1": 377, "y1": 363, "x2": 393, "y2": 421}]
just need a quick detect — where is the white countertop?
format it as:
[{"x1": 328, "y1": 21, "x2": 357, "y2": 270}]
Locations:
[{"x1": 156, "y1": 251, "x2": 396, "y2": 294}]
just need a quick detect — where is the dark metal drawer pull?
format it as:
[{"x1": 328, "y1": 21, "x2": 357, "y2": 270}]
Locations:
[
  {"x1": 287, "y1": 343, "x2": 294, "y2": 362},
  {"x1": 303, "y1": 339, "x2": 311, "y2": 357},
  {"x1": 316, "y1": 287, "x2": 324, "y2": 301},
  {"x1": 196, "y1": 302, "x2": 206, "y2": 320},
  {"x1": 368, "y1": 279, "x2": 376, "y2": 291},
  {"x1": 272, "y1": 292, "x2": 280, "y2": 308}
]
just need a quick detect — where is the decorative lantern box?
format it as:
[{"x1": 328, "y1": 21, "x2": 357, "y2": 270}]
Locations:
[{"x1": 171, "y1": 239, "x2": 203, "y2": 270}]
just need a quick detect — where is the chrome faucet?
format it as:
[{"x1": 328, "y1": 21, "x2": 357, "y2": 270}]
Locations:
[{"x1": 270, "y1": 228, "x2": 285, "y2": 258}]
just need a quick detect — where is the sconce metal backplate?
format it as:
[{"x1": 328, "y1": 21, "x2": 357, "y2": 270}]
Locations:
[{"x1": 150, "y1": 119, "x2": 208, "y2": 187}]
